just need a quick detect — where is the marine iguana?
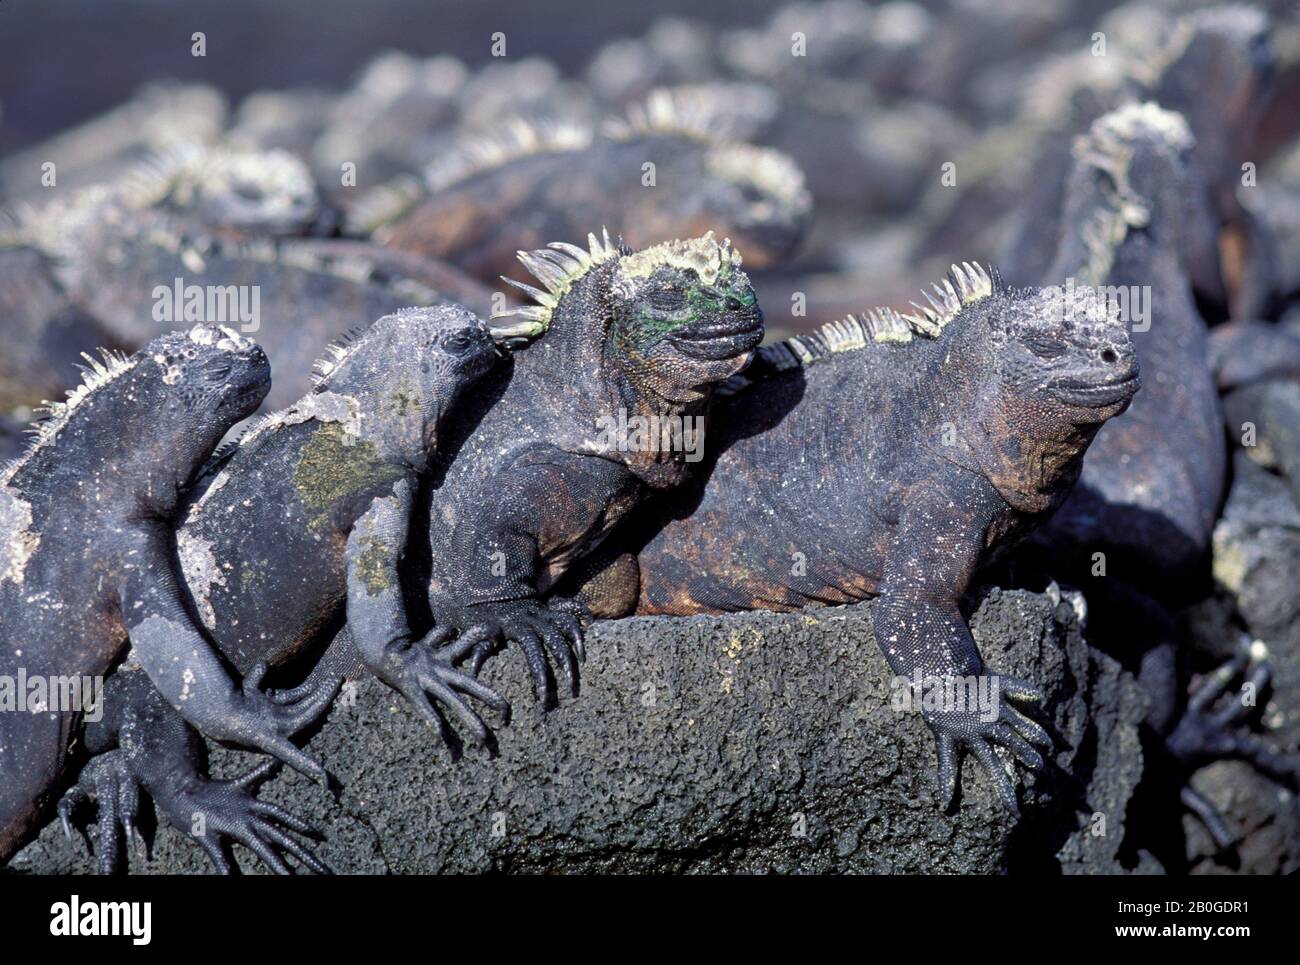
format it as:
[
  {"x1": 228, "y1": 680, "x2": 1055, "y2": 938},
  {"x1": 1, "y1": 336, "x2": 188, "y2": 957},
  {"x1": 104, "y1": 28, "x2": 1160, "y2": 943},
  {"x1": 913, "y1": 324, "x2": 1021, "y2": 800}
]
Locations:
[
  {"x1": 567, "y1": 263, "x2": 1140, "y2": 814},
  {"x1": 353, "y1": 94, "x2": 811, "y2": 282},
  {"x1": 0, "y1": 82, "x2": 228, "y2": 204},
  {"x1": 18, "y1": 192, "x2": 487, "y2": 412},
  {"x1": 414, "y1": 229, "x2": 764, "y2": 705},
  {"x1": 0, "y1": 325, "x2": 331, "y2": 864},
  {"x1": 999, "y1": 6, "x2": 1275, "y2": 319},
  {"x1": 60, "y1": 305, "x2": 509, "y2": 874},
  {"x1": 1009, "y1": 102, "x2": 1296, "y2": 858}
]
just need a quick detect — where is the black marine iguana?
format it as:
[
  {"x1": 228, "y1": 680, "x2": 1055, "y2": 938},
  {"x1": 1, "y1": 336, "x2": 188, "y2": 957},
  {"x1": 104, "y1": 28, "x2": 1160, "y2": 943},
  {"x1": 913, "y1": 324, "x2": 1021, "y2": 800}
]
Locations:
[
  {"x1": 568, "y1": 263, "x2": 1140, "y2": 814},
  {"x1": 59, "y1": 305, "x2": 509, "y2": 873},
  {"x1": 1013, "y1": 102, "x2": 1296, "y2": 858},
  {"x1": 0, "y1": 325, "x2": 331, "y2": 863},
  {"x1": 999, "y1": 6, "x2": 1275, "y2": 320},
  {"x1": 414, "y1": 229, "x2": 764, "y2": 705},
  {"x1": 19, "y1": 191, "x2": 489, "y2": 412},
  {"x1": 354, "y1": 95, "x2": 811, "y2": 282}
]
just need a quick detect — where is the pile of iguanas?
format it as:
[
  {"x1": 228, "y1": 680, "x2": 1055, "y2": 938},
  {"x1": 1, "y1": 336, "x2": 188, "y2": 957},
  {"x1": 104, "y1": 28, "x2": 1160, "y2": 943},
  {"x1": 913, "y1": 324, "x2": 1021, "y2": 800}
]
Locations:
[{"x1": 2, "y1": 0, "x2": 1300, "y2": 874}]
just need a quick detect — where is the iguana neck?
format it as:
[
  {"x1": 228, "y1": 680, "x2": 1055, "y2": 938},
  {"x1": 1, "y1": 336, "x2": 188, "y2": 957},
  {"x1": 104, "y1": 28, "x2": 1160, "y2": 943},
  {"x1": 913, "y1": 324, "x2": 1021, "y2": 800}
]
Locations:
[
  {"x1": 315, "y1": 368, "x2": 432, "y2": 471},
  {"x1": 956, "y1": 389, "x2": 1097, "y2": 516}
]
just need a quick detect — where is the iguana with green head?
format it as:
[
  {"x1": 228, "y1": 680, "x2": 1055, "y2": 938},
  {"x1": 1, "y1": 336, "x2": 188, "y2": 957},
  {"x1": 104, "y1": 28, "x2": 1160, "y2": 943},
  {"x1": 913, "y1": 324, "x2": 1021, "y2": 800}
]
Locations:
[
  {"x1": 412, "y1": 229, "x2": 764, "y2": 704},
  {"x1": 565, "y1": 263, "x2": 1139, "y2": 814}
]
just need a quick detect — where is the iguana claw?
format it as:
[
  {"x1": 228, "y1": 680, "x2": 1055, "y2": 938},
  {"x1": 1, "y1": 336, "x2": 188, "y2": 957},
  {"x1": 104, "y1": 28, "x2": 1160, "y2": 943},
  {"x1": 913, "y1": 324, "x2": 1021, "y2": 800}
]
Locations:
[{"x1": 925, "y1": 672, "x2": 1052, "y2": 817}]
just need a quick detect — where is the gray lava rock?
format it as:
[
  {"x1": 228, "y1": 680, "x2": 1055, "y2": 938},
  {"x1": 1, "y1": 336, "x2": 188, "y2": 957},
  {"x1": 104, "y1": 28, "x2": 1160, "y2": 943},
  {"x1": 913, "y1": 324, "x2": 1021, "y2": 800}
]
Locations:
[
  {"x1": 1213, "y1": 454, "x2": 1300, "y2": 645},
  {"x1": 12, "y1": 588, "x2": 1145, "y2": 874},
  {"x1": 1185, "y1": 761, "x2": 1300, "y2": 875}
]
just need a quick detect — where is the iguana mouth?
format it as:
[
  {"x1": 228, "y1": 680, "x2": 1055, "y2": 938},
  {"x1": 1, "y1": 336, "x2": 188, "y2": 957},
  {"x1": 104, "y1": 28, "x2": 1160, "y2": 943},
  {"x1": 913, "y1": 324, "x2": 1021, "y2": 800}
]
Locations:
[
  {"x1": 667, "y1": 312, "x2": 764, "y2": 361},
  {"x1": 1048, "y1": 374, "x2": 1140, "y2": 408}
]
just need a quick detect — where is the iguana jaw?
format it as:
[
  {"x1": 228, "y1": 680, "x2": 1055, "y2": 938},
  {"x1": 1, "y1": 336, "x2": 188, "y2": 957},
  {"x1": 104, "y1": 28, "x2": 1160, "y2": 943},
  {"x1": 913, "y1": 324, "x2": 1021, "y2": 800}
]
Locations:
[{"x1": 664, "y1": 309, "x2": 764, "y2": 361}]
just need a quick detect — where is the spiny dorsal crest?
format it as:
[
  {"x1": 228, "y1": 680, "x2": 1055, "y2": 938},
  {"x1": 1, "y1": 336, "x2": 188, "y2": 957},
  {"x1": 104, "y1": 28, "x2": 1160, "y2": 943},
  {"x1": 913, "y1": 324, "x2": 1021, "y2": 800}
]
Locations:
[
  {"x1": 758, "y1": 262, "x2": 997, "y2": 373},
  {"x1": 121, "y1": 144, "x2": 314, "y2": 209},
  {"x1": 606, "y1": 88, "x2": 808, "y2": 211},
  {"x1": 0, "y1": 347, "x2": 137, "y2": 487},
  {"x1": 492, "y1": 229, "x2": 744, "y2": 344},
  {"x1": 1073, "y1": 102, "x2": 1193, "y2": 282},
  {"x1": 705, "y1": 141, "x2": 811, "y2": 211},
  {"x1": 617, "y1": 230, "x2": 743, "y2": 286},
  {"x1": 423, "y1": 115, "x2": 593, "y2": 195},
  {"x1": 310, "y1": 326, "x2": 369, "y2": 388},
  {"x1": 354, "y1": 116, "x2": 592, "y2": 235},
  {"x1": 491, "y1": 227, "x2": 623, "y2": 341},
  {"x1": 604, "y1": 86, "x2": 748, "y2": 143}
]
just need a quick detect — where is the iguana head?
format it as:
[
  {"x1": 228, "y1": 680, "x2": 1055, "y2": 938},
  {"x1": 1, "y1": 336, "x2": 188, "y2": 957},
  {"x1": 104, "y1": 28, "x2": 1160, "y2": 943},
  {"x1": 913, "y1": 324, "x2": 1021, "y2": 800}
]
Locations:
[
  {"x1": 495, "y1": 229, "x2": 764, "y2": 409},
  {"x1": 836, "y1": 263, "x2": 1137, "y2": 512},
  {"x1": 130, "y1": 146, "x2": 321, "y2": 236},
  {"x1": 985, "y1": 284, "x2": 1139, "y2": 421},
  {"x1": 137, "y1": 326, "x2": 272, "y2": 494},
  {"x1": 607, "y1": 233, "x2": 765, "y2": 403},
  {"x1": 4, "y1": 325, "x2": 270, "y2": 512},
  {"x1": 312, "y1": 305, "x2": 499, "y2": 462}
]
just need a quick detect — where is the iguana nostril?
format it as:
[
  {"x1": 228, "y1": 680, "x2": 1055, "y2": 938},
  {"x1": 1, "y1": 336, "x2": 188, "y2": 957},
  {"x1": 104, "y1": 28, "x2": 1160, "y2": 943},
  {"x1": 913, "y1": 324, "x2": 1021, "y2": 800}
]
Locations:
[{"x1": 1101, "y1": 348, "x2": 1118, "y2": 364}]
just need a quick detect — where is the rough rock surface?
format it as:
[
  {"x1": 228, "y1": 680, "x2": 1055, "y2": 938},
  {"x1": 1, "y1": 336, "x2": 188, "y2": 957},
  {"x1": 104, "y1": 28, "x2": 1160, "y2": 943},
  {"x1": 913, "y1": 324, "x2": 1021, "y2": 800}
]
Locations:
[{"x1": 12, "y1": 588, "x2": 1146, "y2": 874}]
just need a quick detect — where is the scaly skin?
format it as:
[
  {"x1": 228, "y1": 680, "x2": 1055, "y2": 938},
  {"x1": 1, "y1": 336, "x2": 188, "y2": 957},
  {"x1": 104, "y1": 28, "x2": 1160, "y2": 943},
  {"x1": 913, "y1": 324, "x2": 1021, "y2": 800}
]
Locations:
[
  {"x1": 25, "y1": 195, "x2": 486, "y2": 411},
  {"x1": 363, "y1": 108, "x2": 810, "y2": 282},
  {"x1": 0, "y1": 326, "x2": 327, "y2": 864},
  {"x1": 66, "y1": 306, "x2": 509, "y2": 874},
  {"x1": 1000, "y1": 6, "x2": 1274, "y2": 318},
  {"x1": 570, "y1": 265, "x2": 1139, "y2": 815},
  {"x1": 1016, "y1": 102, "x2": 1296, "y2": 855},
  {"x1": 0, "y1": 237, "x2": 123, "y2": 413},
  {"x1": 413, "y1": 230, "x2": 764, "y2": 706}
]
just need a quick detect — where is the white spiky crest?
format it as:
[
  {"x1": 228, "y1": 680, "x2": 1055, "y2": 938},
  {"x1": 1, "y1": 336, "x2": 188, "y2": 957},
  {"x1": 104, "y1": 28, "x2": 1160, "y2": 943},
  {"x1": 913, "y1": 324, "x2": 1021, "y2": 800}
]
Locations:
[
  {"x1": 491, "y1": 230, "x2": 746, "y2": 343},
  {"x1": 354, "y1": 116, "x2": 593, "y2": 235},
  {"x1": 826, "y1": 262, "x2": 997, "y2": 352},
  {"x1": 751, "y1": 262, "x2": 998, "y2": 377},
  {"x1": 617, "y1": 230, "x2": 744, "y2": 286},
  {"x1": 2, "y1": 324, "x2": 255, "y2": 487},
  {"x1": 424, "y1": 115, "x2": 593, "y2": 194},
  {"x1": 121, "y1": 143, "x2": 315, "y2": 214},
  {"x1": 704, "y1": 141, "x2": 812, "y2": 211},
  {"x1": 490, "y1": 228, "x2": 622, "y2": 341},
  {"x1": 603, "y1": 84, "x2": 780, "y2": 144},
  {"x1": 1073, "y1": 102, "x2": 1193, "y2": 284},
  {"x1": 604, "y1": 87, "x2": 743, "y2": 143},
  {"x1": 0, "y1": 348, "x2": 138, "y2": 487},
  {"x1": 310, "y1": 326, "x2": 370, "y2": 388}
]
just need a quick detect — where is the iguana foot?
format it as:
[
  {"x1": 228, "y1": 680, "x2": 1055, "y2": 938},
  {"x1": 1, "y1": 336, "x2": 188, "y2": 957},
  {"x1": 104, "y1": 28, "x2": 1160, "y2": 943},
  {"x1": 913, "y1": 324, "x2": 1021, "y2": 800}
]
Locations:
[
  {"x1": 201, "y1": 662, "x2": 339, "y2": 784},
  {"x1": 157, "y1": 759, "x2": 329, "y2": 875},
  {"x1": 1164, "y1": 644, "x2": 1298, "y2": 848},
  {"x1": 58, "y1": 750, "x2": 144, "y2": 875},
  {"x1": 441, "y1": 598, "x2": 586, "y2": 708},
  {"x1": 924, "y1": 672, "x2": 1052, "y2": 817},
  {"x1": 367, "y1": 625, "x2": 512, "y2": 748}
]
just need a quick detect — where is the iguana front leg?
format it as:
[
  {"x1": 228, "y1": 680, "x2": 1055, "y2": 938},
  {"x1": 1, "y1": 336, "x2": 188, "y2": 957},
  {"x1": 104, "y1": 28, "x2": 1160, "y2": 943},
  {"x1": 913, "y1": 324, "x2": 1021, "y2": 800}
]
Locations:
[
  {"x1": 426, "y1": 449, "x2": 633, "y2": 705},
  {"x1": 120, "y1": 524, "x2": 335, "y2": 782},
  {"x1": 873, "y1": 485, "x2": 1052, "y2": 815},
  {"x1": 344, "y1": 479, "x2": 510, "y2": 747}
]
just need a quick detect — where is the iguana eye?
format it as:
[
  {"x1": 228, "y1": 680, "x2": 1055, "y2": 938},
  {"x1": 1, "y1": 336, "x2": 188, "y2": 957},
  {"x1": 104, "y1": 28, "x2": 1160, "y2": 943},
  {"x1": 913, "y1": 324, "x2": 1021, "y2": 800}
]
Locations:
[
  {"x1": 647, "y1": 288, "x2": 687, "y2": 313},
  {"x1": 1024, "y1": 335, "x2": 1065, "y2": 359},
  {"x1": 205, "y1": 360, "x2": 233, "y2": 381},
  {"x1": 445, "y1": 333, "x2": 473, "y2": 354}
]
